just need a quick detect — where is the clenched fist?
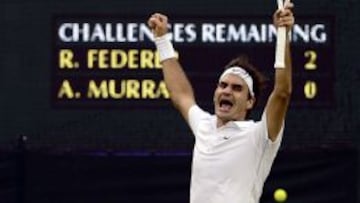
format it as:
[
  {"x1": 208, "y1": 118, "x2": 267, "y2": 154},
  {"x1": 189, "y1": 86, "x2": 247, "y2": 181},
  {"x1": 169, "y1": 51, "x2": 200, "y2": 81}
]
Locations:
[
  {"x1": 273, "y1": 2, "x2": 295, "y2": 32},
  {"x1": 147, "y1": 13, "x2": 169, "y2": 37}
]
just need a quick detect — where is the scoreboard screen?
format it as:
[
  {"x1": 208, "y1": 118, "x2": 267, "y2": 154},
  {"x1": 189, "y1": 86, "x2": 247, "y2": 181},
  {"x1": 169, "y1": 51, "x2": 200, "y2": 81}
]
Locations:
[
  {"x1": 0, "y1": 0, "x2": 357, "y2": 152},
  {"x1": 52, "y1": 16, "x2": 334, "y2": 109}
]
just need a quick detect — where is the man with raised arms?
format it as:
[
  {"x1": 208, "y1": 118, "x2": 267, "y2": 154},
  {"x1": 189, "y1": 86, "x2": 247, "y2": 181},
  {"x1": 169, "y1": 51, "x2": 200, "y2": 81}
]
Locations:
[{"x1": 147, "y1": 2, "x2": 294, "y2": 202}]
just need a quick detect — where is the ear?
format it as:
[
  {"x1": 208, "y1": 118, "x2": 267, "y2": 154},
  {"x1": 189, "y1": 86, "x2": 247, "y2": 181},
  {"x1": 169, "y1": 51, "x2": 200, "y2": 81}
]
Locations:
[
  {"x1": 246, "y1": 96, "x2": 256, "y2": 110},
  {"x1": 213, "y1": 84, "x2": 220, "y2": 103},
  {"x1": 213, "y1": 91, "x2": 217, "y2": 103}
]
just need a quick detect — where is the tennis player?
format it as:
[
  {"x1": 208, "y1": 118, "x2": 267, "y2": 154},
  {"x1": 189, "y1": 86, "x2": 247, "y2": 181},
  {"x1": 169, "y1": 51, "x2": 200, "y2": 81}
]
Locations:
[{"x1": 148, "y1": 2, "x2": 294, "y2": 203}]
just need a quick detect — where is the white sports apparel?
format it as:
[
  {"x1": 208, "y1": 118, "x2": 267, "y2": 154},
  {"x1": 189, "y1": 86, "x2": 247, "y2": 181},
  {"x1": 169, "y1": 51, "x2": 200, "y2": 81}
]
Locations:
[{"x1": 188, "y1": 105, "x2": 284, "y2": 203}]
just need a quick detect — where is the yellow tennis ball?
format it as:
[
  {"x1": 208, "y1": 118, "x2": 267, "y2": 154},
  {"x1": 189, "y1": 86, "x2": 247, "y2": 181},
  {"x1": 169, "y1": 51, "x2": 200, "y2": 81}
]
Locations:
[{"x1": 274, "y1": 188, "x2": 287, "y2": 202}]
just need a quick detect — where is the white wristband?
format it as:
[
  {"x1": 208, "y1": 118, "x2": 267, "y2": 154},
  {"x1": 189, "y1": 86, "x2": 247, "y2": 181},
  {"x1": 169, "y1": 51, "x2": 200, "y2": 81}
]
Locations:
[{"x1": 154, "y1": 34, "x2": 176, "y2": 62}]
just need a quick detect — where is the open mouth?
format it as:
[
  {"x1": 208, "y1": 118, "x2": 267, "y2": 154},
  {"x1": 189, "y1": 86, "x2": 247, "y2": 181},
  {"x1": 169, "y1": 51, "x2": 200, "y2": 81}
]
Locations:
[{"x1": 219, "y1": 99, "x2": 233, "y2": 112}]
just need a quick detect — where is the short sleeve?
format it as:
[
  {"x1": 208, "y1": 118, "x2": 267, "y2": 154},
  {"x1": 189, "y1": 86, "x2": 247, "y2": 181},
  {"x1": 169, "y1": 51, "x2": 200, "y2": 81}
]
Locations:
[
  {"x1": 253, "y1": 111, "x2": 285, "y2": 152},
  {"x1": 188, "y1": 104, "x2": 211, "y2": 136}
]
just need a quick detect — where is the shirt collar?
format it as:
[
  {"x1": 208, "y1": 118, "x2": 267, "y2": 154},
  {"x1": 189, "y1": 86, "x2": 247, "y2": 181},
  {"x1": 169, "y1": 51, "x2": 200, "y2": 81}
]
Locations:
[
  {"x1": 213, "y1": 116, "x2": 254, "y2": 129},
  {"x1": 232, "y1": 120, "x2": 254, "y2": 129}
]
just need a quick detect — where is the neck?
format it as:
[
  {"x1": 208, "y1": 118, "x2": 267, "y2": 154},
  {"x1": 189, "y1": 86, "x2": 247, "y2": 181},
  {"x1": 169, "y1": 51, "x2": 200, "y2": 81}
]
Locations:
[{"x1": 216, "y1": 116, "x2": 245, "y2": 128}]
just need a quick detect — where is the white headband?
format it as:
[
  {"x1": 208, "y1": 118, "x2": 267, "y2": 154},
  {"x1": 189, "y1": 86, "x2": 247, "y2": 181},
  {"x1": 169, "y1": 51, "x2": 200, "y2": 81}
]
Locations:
[{"x1": 219, "y1": 66, "x2": 255, "y2": 97}]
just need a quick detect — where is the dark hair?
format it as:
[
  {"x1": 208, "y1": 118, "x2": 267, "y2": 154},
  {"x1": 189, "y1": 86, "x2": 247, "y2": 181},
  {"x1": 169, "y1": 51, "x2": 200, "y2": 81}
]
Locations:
[{"x1": 224, "y1": 54, "x2": 268, "y2": 118}]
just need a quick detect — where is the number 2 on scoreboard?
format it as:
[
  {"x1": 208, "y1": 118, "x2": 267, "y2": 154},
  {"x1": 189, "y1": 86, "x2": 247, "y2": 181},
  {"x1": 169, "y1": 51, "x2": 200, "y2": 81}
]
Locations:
[{"x1": 304, "y1": 50, "x2": 317, "y2": 70}]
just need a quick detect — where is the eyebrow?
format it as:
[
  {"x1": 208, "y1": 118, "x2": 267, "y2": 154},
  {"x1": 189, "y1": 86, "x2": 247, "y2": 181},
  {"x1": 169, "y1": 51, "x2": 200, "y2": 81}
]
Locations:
[
  {"x1": 219, "y1": 81, "x2": 244, "y2": 90},
  {"x1": 232, "y1": 84, "x2": 243, "y2": 90}
]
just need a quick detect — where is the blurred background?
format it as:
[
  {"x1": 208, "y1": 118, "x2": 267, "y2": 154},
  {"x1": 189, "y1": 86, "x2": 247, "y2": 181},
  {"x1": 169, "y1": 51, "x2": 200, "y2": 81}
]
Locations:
[{"x1": 0, "y1": 0, "x2": 358, "y2": 202}]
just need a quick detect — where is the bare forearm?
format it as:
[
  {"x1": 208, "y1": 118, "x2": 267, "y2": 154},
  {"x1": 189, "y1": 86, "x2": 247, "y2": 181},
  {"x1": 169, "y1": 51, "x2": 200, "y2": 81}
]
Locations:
[{"x1": 162, "y1": 58, "x2": 195, "y2": 108}]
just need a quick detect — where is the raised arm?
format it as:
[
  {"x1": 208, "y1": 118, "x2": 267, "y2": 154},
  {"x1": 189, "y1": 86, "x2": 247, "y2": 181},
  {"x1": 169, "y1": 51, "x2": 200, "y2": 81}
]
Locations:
[
  {"x1": 265, "y1": 3, "x2": 294, "y2": 141},
  {"x1": 148, "y1": 13, "x2": 195, "y2": 121}
]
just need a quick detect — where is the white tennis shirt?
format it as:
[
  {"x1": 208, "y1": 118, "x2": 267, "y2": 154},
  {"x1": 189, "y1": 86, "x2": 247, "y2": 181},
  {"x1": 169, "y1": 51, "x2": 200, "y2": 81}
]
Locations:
[{"x1": 188, "y1": 105, "x2": 284, "y2": 203}]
